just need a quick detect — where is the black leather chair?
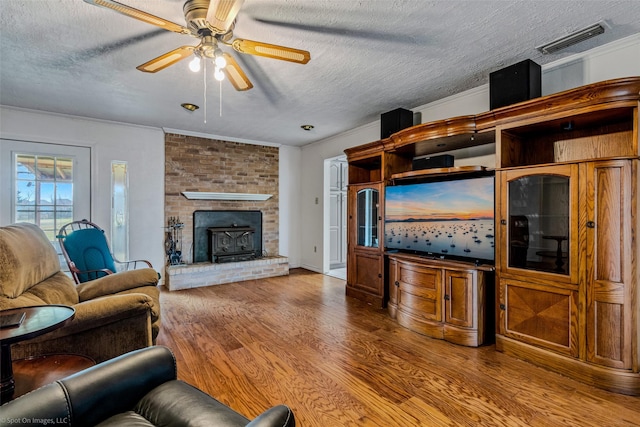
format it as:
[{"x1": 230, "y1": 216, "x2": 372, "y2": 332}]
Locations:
[{"x1": 0, "y1": 346, "x2": 295, "y2": 427}]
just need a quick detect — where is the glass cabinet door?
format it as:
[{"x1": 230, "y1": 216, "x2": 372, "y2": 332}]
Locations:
[
  {"x1": 504, "y1": 166, "x2": 576, "y2": 276},
  {"x1": 356, "y1": 188, "x2": 379, "y2": 247}
]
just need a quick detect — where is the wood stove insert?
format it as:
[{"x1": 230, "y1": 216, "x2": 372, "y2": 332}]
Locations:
[
  {"x1": 193, "y1": 210, "x2": 263, "y2": 263},
  {"x1": 208, "y1": 226, "x2": 256, "y2": 263}
]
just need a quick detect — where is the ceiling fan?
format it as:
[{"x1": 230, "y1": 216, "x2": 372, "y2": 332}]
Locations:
[{"x1": 84, "y1": 0, "x2": 311, "y2": 91}]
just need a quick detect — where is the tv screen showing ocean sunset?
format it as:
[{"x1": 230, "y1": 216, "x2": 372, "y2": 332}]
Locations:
[{"x1": 385, "y1": 176, "x2": 495, "y2": 261}]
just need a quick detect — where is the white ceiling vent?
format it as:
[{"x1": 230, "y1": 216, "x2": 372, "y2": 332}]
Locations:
[{"x1": 537, "y1": 22, "x2": 605, "y2": 54}]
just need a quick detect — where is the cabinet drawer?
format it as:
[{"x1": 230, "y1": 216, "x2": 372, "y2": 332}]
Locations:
[
  {"x1": 397, "y1": 263, "x2": 441, "y2": 321},
  {"x1": 398, "y1": 289, "x2": 439, "y2": 321},
  {"x1": 399, "y1": 263, "x2": 439, "y2": 288}
]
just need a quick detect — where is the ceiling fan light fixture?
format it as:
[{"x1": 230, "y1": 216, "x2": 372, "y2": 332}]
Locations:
[
  {"x1": 213, "y1": 47, "x2": 227, "y2": 68},
  {"x1": 181, "y1": 103, "x2": 199, "y2": 111},
  {"x1": 214, "y1": 67, "x2": 225, "y2": 81},
  {"x1": 189, "y1": 56, "x2": 201, "y2": 72}
]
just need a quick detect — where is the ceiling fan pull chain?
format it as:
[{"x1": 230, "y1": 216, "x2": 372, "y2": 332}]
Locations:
[
  {"x1": 203, "y1": 59, "x2": 207, "y2": 124},
  {"x1": 219, "y1": 79, "x2": 223, "y2": 117}
]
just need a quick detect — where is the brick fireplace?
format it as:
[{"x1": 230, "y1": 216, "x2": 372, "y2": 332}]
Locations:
[{"x1": 164, "y1": 133, "x2": 288, "y2": 290}]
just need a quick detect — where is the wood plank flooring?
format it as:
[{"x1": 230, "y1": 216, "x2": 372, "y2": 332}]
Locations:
[{"x1": 157, "y1": 269, "x2": 640, "y2": 426}]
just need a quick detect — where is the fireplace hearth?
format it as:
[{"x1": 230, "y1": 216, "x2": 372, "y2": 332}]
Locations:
[{"x1": 193, "y1": 210, "x2": 262, "y2": 263}]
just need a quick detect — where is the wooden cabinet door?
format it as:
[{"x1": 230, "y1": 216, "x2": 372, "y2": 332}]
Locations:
[
  {"x1": 348, "y1": 183, "x2": 382, "y2": 249},
  {"x1": 351, "y1": 249, "x2": 383, "y2": 296},
  {"x1": 497, "y1": 164, "x2": 579, "y2": 285},
  {"x1": 346, "y1": 182, "x2": 384, "y2": 305},
  {"x1": 501, "y1": 278, "x2": 579, "y2": 357},
  {"x1": 444, "y1": 270, "x2": 475, "y2": 328},
  {"x1": 583, "y1": 160, "x2": 634, "y2": 369}
]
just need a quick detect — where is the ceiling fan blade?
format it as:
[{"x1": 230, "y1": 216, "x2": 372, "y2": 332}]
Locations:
[
  {"x1": 231, "y1": 39, "x2": 310, "y2": 64},
  {"x1": 222, "y1": 53, "x2": 253, "y2": 91},
  {"x1": 84, "y1": 0, "x2": 191, "y2": 35},
  {"x1": 137, "y1": 46, "x2": 195, "y2": 73},
  {"x1": 206, "y1": 0, "x2": 245, "y2": 34}
]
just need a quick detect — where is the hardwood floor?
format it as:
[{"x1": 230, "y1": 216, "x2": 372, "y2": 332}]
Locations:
[{"x1": 157, "y1": 269, "x2": 640, "y2": 426}]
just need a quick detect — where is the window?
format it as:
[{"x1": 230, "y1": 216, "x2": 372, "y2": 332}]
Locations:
[
  {"x1": 15, "y1": 154, "x2": 74, "y2": 240},
  {"x1": 111, "y1": 161, "x2": 129, "y2": 262}
]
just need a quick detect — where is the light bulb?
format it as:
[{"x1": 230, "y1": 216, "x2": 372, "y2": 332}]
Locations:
[
  {"x1": 214, "y1": 48, "x2": 226, "y2": 68},
  {"x1": 214, "y1": 67, "x2": 225, "y2": 81},
  {"x1": 189, "y1": 56, "x2": 201, "y2": 72}
]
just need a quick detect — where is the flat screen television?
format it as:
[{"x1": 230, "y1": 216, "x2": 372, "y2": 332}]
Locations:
[{"x1": 384, "y1": 174, "x2": 495, "y2": 265}]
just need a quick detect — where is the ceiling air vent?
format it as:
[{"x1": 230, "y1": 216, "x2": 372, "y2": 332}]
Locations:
[{"x1": 537, "y1": 22, "x2": 605, "y2": 54}]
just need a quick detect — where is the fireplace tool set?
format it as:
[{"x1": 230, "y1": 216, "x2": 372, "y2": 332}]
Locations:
[{"x1": 165, "y1": 217, "x2": 185, "y2": 265}]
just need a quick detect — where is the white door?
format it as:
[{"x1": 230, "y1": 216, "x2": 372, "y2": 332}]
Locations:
[
  {"x1": 329, "y1": 159, "x2": 348, "y2": 269},
  {"x1": 329, "y1": 191, "x2": 342, "y2": 266},
  {"x1": 0, "y1": 139, "x2": 91, "y2": 243}
]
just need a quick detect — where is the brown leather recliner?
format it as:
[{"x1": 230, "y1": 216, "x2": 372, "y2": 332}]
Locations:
[
  {"x1": 0, "y1": 346, "x2": 296, "y2": 427},
  {"x1": 0, "y1": 223, "x2": 160, "y2": 363}
]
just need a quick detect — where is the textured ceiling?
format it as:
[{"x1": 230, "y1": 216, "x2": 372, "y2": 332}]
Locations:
[{"x1": 1, "y1": 1, "x2": 639, "y2": 147}]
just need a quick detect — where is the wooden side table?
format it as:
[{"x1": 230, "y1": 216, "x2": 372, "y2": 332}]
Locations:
[
  {"x1": 12, "y1": 354, "x2": 95, "y2": 399},
  {"x1": 542, "y1": 235, "x2": 568, "y2": 272},
  {"x1": 0, "y1": 305, "x2": 75, "y2": 402}
]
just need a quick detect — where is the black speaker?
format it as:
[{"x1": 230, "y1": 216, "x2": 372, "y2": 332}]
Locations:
[
  {"x1": 490, "y1": 59, "x2": 541, "y2": 110},
  {"x1": 381, "y1": 108, "x2": 413, "y2": 139},
  {"x1": 412, "y1": 154, "x2": 454, "y2": 170}
]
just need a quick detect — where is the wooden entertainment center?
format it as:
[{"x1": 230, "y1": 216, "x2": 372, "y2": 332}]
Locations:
[{"x1": 344, "y1": 77, "x2": 640, "y2": 395}]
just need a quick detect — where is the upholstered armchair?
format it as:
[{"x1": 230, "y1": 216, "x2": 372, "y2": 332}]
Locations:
[
  {"x1": 0, "y1": 346, "x2": 296, "y2": 427},
  {"x1": 0, "y1": 223, "x2": 160, "y2": 363}
]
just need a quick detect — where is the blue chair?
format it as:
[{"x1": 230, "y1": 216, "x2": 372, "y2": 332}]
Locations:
[{"x1": 58, "y1": 219, "x2": 154, "y2": 284}]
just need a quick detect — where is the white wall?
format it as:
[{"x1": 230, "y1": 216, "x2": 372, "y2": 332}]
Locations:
[
  {"x1": 0, "y1": 107, "x2": 166, "y2": 279},
  {"x1": 296, "y1": 122, "x2": 379, "y2": 272},
  {"x1": 278, "y1": 144, "x2": 302, "y2": 267},
  {"x1": 296, "y1": 33, "x2": 640, "y2": 273}
]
